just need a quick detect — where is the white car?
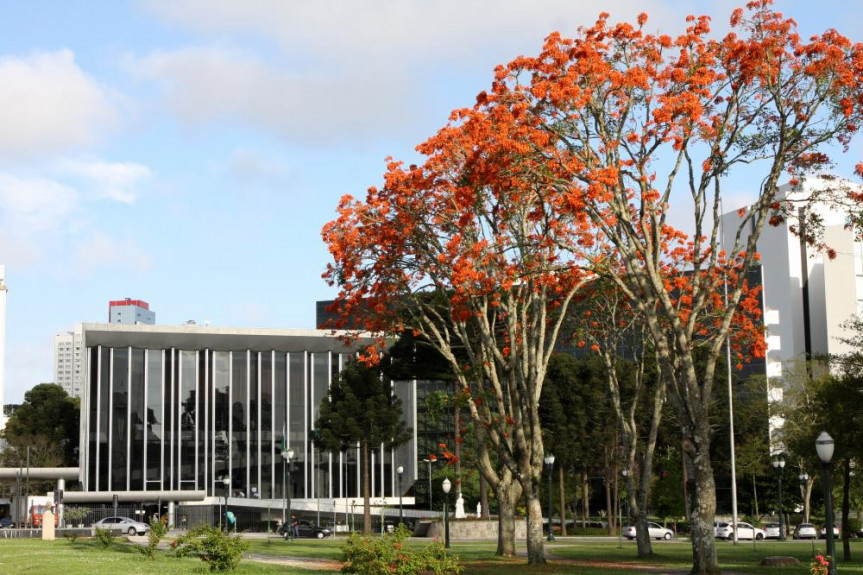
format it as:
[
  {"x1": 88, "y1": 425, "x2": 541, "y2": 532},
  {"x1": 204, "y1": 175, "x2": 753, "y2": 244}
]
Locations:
[
  {"x1": 715, "y1": 521, "x2": 765, "y2": 541},
  {"x1": 623, "y1": 521, "x2": 674, "y2": 540},
  {"x1": 794, "y1": 523, "x2": 817, "y2": 539},
  {"x1": 94, "y1": 516, "x2": 150, "y2": 536},
  {"x1": 763, "y1": 522, "x2": 781, "y2": 539}
]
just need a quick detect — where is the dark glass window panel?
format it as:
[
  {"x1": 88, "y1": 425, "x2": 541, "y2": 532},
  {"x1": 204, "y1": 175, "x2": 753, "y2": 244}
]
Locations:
[
  {"x1": 111, "y1": 347, "x2": 129, "y2": 491},
  {"x1": 87, "y1": 347, "x2": 99, "y2": 490},
  {"x1": 231, "y1": 351, "x2": 248, "y2": 496},
  {"x1": 99, "y1": 348, "x2": 110, "y2": 491},
  {"x1": 198, "y1": 350, "x2": 208, "y2": 494},
  {"x1": 312, "y1": 353, "x2": 330, "y2": 498},
  {"x1": 213, "y1": 351, "x2": 230, "y2": 494},
  {"x1": 260, "y1": 351, "x2": 273, "y2": 499},
  {"x1": 248, "y1": 352, "x2": 258, "y2": 497},
  {"x1": 288, "y1": 352, "x2": 305, "y2": 498},
  {"x1": 273, "y1": 353, "x2": 287, "y2": 499},
  {"x1": 146, "y1": 350, "x2": 163, "y2": 487},
  {"x1": 180, "y1": 350, "x2": 197, "y2": 487},
  {"x1": 163, "y1": 349, "x2": 175, "y2": 490},
  {"x1": 129, "y1": 348, "x2": 145, "y2": 491}
]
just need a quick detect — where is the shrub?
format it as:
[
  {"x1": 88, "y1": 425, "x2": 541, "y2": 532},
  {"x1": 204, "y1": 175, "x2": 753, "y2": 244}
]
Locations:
[
  {"x1": 341, "y1": 524, "x2": 462, "y2": 575},
  {"x1": 138, "y1": 515, "x2": 170, "y2": 559},
  {"x1": 173, "y1": 525, "x2": 250, "y2": 572},
  {"x1": 94, "y1": 527, "x2": 115, "y2": 550}
]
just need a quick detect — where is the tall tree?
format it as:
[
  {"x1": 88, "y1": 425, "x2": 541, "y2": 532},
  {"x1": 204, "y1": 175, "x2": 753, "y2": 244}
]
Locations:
[
  {"x1": 315, "y1": 359, "x2": 412, "y2": 534},
  {"x1": 540, "y1": 353, "x2": 616, "y2": 537},
  {"x1": 1, "y1": 383, "x2": 79, "y2": 466},
  {"x1": 323, "y1": 2, "x2": 863, "y2": 569}
]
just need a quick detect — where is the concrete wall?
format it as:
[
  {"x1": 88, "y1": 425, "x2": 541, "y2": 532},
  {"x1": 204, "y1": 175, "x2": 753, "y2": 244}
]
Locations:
[{"x1": 423, "y1": 519, "x2": 527, "y2": 540}]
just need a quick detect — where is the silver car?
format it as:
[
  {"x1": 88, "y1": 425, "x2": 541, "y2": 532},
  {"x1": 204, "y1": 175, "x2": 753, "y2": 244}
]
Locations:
[
  {"x1": 623, "y1": 521, "x2": 674, "y2": 540},
  {"x1": 763, "y1": 522, "x2": 781, "y2": 539},
  {"x1": 94, "y1": 516, "x2": 150, "y2": 536}
]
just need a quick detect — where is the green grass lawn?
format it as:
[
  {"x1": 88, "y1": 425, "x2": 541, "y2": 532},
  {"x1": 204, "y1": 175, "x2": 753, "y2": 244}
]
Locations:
[
  {"x1": 2, "y1": 534, "x2": 862, "y2": 574},
  {"x1": 0, "y1": 537, "x2": 302, "y2": 574}
]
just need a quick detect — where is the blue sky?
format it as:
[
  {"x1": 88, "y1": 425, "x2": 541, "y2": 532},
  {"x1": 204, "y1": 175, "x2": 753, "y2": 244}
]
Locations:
[{"x1": 0, "y1": 0, "x2": 860, "y2": 403}]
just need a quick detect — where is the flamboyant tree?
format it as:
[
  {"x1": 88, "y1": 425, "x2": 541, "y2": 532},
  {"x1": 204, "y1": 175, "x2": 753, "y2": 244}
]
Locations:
[{"x1": 324, "y1": 2, "x2": 863, "y2": 569}]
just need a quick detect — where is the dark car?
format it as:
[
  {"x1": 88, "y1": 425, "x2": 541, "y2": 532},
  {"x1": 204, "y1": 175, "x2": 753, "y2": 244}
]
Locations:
[
  {"x1": 0, "y1": 516, "x2": 14, "y2": 528},
  {"x1": 278, "y1": 519, "x2": 332, "y2": 539}
]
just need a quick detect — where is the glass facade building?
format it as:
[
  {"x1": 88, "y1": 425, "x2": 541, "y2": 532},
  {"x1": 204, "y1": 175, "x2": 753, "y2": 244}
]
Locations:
[{"x1": 78, "y1": 324, "x2": 417, "y2": 511}]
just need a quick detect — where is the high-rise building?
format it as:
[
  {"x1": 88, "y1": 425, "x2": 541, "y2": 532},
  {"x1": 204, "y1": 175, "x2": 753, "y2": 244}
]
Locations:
[
  {"x1": 54, "y1": 325, "x2": 84, "y2": 398},
  {"x1": 0, "y1": 265, "x2": 7, "y2": 431},
  {"x1": 722, "y1": 176, "x2": 863, "y2": 445},
  {"x1": 109, "y1": 298, "x2": 156, "y2": 325}
]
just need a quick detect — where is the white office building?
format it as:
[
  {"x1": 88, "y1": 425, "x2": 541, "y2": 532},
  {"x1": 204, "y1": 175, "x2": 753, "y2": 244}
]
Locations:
[{"x1": 722, "y1": 176, "x2": 863, "y2": 444}]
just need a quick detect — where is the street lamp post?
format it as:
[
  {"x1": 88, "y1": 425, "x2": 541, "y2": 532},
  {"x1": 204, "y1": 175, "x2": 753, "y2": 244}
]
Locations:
[
  {"x1": 397, "y1": 466, "x2": 404, "y2": 527},
  {"x1": 442, "y1": 478, "x2": 452, "y2": 549},
  {"x1": 422, "y1": 458, "x2": 434, "y2": 510},
  {"x1": 799, "y1": 472, "x2": 810, "y2": 523},
  {"x1": 621, "y1": 468, "x2": 629, "y2": 528},
  {"x1": 544, "y1": 454, "x2": 555, "y2": 541},
  {"x1": 281, "y1": 447, "x2": 294, "y2": 539},
  {"x1": 772, "y1": 453, "x2": 786, "y2": 540},
  {"x1": 816, "y1": 432, "x2": 836, "y2": 575},
  {"x1": 222, "y1": 476, "x2": 231, "y2": 531}
]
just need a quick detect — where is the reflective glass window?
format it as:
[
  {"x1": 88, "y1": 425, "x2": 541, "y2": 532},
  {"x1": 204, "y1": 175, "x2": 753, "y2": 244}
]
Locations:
[
  {"x1": 145, "y1": 350, "x2": 163, "y2": 488},
  {"x1": 111, "y1": 348, "x2": 129, "y2": 491},
  {"x1": 231, "y1": 351, "x2": 248, "y2": 497},
  {"x1": 129, "y1": 348, "x2": 145, "y2": 490}
]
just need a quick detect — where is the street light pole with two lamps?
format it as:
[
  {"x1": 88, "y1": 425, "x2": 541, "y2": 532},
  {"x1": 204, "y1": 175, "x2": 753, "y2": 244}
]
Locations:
[
  {"x1": 397, "y1": 466, "x2": 404, "y2": 527},
  {"x1": 816, "y1": 432, "x2": 836, "y2": 575},
  {"x1": 544, "y1": 454, "x2": 555, "y2": 541},
  {"x1": 281, "y1": 447, "x2": 295, "y2": 540},
  {"x1": 442, "y1": 477, "x2": 452, "y2": 549},
  {"x1": 772, "y1": 453, "x2": 786, "y2": 540}
]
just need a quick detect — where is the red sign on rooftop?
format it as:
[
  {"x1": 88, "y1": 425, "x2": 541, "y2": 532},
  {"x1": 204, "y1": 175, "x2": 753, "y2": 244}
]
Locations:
[{"x1": 109, "y1": 299, "x2": 149, "y2": 310}]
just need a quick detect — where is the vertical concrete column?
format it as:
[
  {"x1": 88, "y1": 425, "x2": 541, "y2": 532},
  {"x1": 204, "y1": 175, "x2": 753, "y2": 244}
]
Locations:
[
  {"x1": 168, "y1": 501, "x2": 175, "y2": 528},
  {"x1": 57, "y1": 478, "x2": 65, "y2": 527}
]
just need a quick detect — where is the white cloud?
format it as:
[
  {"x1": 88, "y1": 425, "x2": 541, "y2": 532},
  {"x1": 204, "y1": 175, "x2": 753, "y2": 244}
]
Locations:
[
  {"x1": 227, "y1": 149, "x2": 288, "y2": 192},
  {"x1": 0, "y1": 173, "x2": 80, "y2": 232},
  {"x1": 127, "y1": 46, "x2": 416, "y2": 142},
  {"x1": 0, "y1": 50, "x2": 117, "y2": 161},
  {"x1": 131, "y1": 1, "x2": 704, "y2": 143},
  {"x1": 71, "y1": 232, "x2": 152, "y2": 276},
  {"x1": 141, "y1": 0, "x2": 688, "y2": 65},
  {"x1": 59, "y1": 159, "x2": 152, "y2": 203}
]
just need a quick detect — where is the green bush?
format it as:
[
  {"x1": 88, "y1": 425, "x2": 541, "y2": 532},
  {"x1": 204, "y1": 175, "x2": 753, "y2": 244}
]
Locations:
[
  {"x1": 94, "y1": 527, "x2": 115, "y2": 550},
  {"x1": 172, "y1": 525, "x2": 250, "y2": 572},
  {"x1": 341, "y1": 524, "x2": 462, "y2": 575},
  {"x1": 137, "y1": 515, "x2": 170, "y2": 559}
]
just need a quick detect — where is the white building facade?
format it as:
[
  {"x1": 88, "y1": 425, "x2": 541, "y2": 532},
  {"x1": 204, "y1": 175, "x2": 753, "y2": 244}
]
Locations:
[
  {"x1": 54, "y1": 325, "x2": 84, "y2": 399},
  {"x1": 722, "y1": 176, "x2": 863, "y2": 444}
]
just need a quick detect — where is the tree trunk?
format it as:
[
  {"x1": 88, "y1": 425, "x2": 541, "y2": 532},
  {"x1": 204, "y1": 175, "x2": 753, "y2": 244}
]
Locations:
[
  {"x1": 479, "y1": 473, "x2": 489, "y2": 520},
  {"x1": 684, "y1": 438, "x2": 719, "y2": 575},
  {"x1": 841, "y1": 458, "x2": 851, "y2": 562},
  {"x1": 605, "y1": 473, "x2": 614, "y2": 535},
  {"x1": 752, "y1": 474, "x2": 759, "y2": 518},
  {"x1": 558, "y1": 466, "x2": 567, "y2": 536},
  {"x1": 361, "y1": 441, "x2": 372, "y2": 534},
  {"x1": 582, "y1": 471, "x2": 589, "y2": 528},
  {"x1": 495, "y1": 477, "x2": 520, "y2": 557},
  {"x1": 524, "y1": 490, "x2": 546, "y2": 564}
]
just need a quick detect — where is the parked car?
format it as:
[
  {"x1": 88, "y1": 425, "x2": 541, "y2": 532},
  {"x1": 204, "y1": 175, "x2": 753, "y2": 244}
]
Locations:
[
  {"x1": 93, "y1": 516, "x2": 150, "y2": 536},
  {"x1": 763, "y1": 522, "x2": 781, "y2": 539},
  {"x1": 623, "y1": 521, "x2": 674, "y2": 540},
  {"x1": 0, "y1": 516, "x2": 14, "y2": 528},
  {"x1": 715, "y1": 522, "x2": 765, "y2": 540},
  {"x1": 794, "y1": 523, "x2": 817, "y2": 539},
  {"x1": 277, "y1": 519, "x2": 332, "y2": 539},
  {"x1": 820, "y1": 524, "x2": 840, "y2": 539}
]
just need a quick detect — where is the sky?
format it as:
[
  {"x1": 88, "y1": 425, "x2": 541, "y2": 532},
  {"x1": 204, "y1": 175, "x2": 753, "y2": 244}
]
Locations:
[{"x1": 0, "y1": 0, "x2": 860, "y2": 404}]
